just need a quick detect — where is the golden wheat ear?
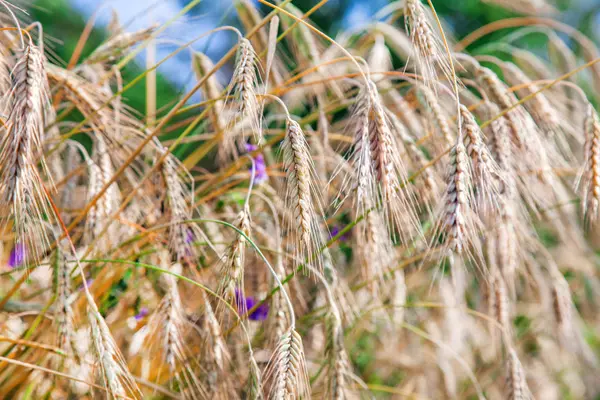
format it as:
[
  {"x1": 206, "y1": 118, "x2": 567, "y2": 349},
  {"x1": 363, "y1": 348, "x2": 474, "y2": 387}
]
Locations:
[
  {"x1": 1, "y1": 43, "x2": 55, "y2": 264},
  {"x1": 221, "y1": 38, "x2": 262, "y2": 163},
  {"x1": 282, "y1": 118, "x2": 324, "y2": 271},
  {"x1": 264, "y1": 327, "x2": 310, "y2": 400}
]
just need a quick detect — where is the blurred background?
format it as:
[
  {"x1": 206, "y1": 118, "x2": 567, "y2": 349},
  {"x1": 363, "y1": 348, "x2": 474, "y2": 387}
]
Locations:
[{"x1": 24, "y1": 0, "x2": 600, "y2": 114}]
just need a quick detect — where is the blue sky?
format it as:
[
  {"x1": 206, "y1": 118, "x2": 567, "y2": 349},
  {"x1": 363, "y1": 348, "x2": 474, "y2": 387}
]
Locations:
[
  {"x1": 70, "y1": 0, "x2": 235, "y2": 91},
  {"x1": 68, "y1": 0, "x2": 392, "y2": 90},
  {"x1": 68, "y1": 0, "x2": 599, "y2": 91}
]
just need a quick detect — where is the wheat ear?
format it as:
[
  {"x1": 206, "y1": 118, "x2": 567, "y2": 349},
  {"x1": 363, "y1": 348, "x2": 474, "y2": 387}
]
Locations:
[
  {"x1": 265, "y1": 328, "x2": 310, "y2": 400},
  {"x1": 442, "y1": 141, "x2": 472, "y2": 254},
  {"x1": 0, "y1": 43, "x2": 54, "y2": 263},
  {"x1": 580, "y1": 104, "x2": 600, "y2": 226},
  {"x1": 505, "y1": 347, "x2": 532, "y2": 400},
  {"x1": 221, "y1": 38, "x2": 261, "y2": 162},
  {"x1": 282, "y1": 117, "x2": 322, "y2": 270}
]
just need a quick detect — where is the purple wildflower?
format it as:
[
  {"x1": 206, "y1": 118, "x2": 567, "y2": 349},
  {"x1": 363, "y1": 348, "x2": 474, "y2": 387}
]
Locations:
[
  {"x1": 329, "y1": 225, "x2": 349, "y2": 242},
  {"x1": 8, "y1": 243, "x2": 26, "y2": 268},
  {"x1": 245, "y1": 143, "x2": 268, "y2": 184},
  {"x1": 235, "y1": 288, "x2": 269, "y2": 321},
  {"x1": 186, "y1": 229, "x2": 194, "y2": 244},
  {"x1": 79, "y1": 278, "x2": 94, "y2": 291},
  {"x1": 134, "y1": 307, "x2": 149, "y2": 321}
]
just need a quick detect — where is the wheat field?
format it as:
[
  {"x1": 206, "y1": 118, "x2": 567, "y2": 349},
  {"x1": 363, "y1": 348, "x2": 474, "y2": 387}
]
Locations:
[{"x1": 0, "y1": 0, "x2": 597, "y2": 398}]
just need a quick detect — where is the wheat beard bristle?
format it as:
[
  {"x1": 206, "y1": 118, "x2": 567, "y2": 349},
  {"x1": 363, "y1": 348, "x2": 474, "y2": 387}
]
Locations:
[{"x1": 283, "y1": 118, "x2": 321, "y2": 269}]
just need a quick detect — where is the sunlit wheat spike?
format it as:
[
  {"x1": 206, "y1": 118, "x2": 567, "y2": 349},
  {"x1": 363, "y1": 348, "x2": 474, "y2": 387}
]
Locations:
[
  {"x1": 367, "y1": 80, "x2": 419, "y2": 241},
  {"x1": 52, "y1": 247, "x2": 76, "y2": 355},
  {"x1": 325, "y1": 312, "x2": 351, "y2": 400},
  {"x1": 0, "y1": 43, "x2": 54, "y2": 263},
  {"x1": 265, "y1": 328, "x2": 310, "y2": 400},
  {"x1": 282, "y1": 118, "x2": 322, "y2": 270},
  {"x1": 86, "y1": 26, "x2": 156, "y2": 64},
  {"x1": 491, "y1": 269, "x2": 511, "y2": 339},
  {"x1": 389, "y1": 111, "x2": 440, "y2": 210},
  {"x1": 192, "y1": 51, "x2": 227, "y2": 136},
  {"x1": 162, "y1": 148, "x2": 199, "y2": 261},
  {"x1": 442, "y1": 141, "x2": 472, "y2": 254},
  {"x1": 501, "y1": 61, "x2": 573, "y2": 160},
  {"x1": 88, "y1": 303, "x2": 141, "y2": 399},
  {"x1": 505, "y1": 347, "x2": 532, "y2": 400},
  {"x1": 485, "y1": 102, "x2": 516, "y2": 197},
  {"x1": 246, "y1": 350, "x2": 264, "y2": 400},
  {"x1": 476, "y1": 67, "x2": 545, "y2": 166},
  {"x1": 494, "y1": 213, "x2": 518, "y2": 293},
  {"x1": 341, "y1": 83, "x2": 376, "y2": 219},
  {"x1": 203, "y1": 292, "x2": 228, "y2": 372},
  {"x1": 418, "y1": 85, "x2": 454, "y2": 146},
  {"x1": 357, "y1": 206, "x2": 393, "y2": 296},
  {"x1": 138, "y1": 260, "x2": 206, "y2": 398},
  {"x1": 160, "y1": 274, "x2": 185, "y2": 373},
  {"x1": 459, "y1": 105, "x2": 500, "y2": 212},
  {"x1": 221, "y1": 38, "x2": 261, "y2": 162},
  {"x1": 86, "y1": 136, "x2": 121, "y2": 249},
  {"x1": 218, "y1": 207, "x2": 251, "y2": 315},
  {"x1": 551, "y1": 271, "x2": 574, "y2": 341},
  {"x1": 484, "y1": 0, "x2": 556, "y2": 15},
  {"x1": 404, "y1": 0, "x2": 457, "y2": 89},
  {"x1": 580, "y1": 104, "x2": 600, "y2": 226}
]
